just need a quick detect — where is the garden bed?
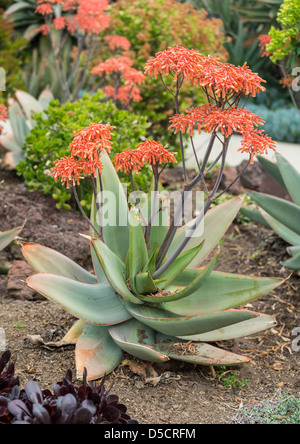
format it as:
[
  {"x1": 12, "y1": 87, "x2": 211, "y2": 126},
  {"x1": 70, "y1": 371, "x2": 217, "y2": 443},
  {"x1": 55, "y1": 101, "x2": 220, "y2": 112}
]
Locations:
[{"x1": 0, "y1": 168, "x2": 299, "y2": 424}]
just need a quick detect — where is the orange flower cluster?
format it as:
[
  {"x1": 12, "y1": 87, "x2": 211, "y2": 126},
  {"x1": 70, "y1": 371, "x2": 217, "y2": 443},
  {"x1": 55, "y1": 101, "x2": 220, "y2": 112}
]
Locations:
[
  {"x1": 36, "y1": 0, "x2": 110, "y2": 35},
  {"x1": 145, "y1": 46, "x2": 204, "y2": 81},
  {"x1": 104, "y1": 35, "x2": 131, "y2": 51},
  {"x1": 0, "y1": 104, "x2": 7, "y2": 134},
  {"x1": 192, "y1": 60, "x2": 266, "y2": 98},
  {"x1": 92, "y1": 55, "x2": 145, "y2": 107},
  {"x1": 258, "y1": 34, "x2": 272, "y2": 58},
  {"x1": 51, "y1": 122, "x2": 114, "y2": 188},
  {"x1": 169, "y1": 106, "x2": 265, "y2": 138},
  {"x1": 239, "y1": 130, "x2": 276, "y2": 164},
  {"x1": 114, "y1": 139, "x2": 177, "y2": 174},
  {"x1": 145, "y1": 46, "x2": 266, "y2": 100}
]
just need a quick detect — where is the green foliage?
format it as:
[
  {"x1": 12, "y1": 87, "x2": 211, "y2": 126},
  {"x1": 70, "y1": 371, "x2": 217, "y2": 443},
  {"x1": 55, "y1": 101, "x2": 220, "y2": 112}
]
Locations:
[
  {"x1": 216, "y1": 366, "x2": 249, "y2": 389},
  {"x1": 235, "y1": 391, "x2": 300, "y2": 424},
  {"x1": 266, "y1": 0, "x2": 300, "y2": 65},
  {"x1": 241, "y1": 153, "x2": 300, "y2": 271},
  {"x1": 17, "y1": 91, "x2": 149, "y2": 211},
  {"x1": 0, "y1": 13, "x2": 27, "y2": 102}
]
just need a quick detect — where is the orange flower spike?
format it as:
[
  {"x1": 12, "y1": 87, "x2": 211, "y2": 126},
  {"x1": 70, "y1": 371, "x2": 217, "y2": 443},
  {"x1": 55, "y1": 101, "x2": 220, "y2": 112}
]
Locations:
[
  {"x1": 0, "y1": 104, "x2": 7, "y2": 123},
  {"x1": 145, "y1": 46, "x2": 204, "y2": 81},
  {"x1": 51, "y1": 156, "x2": 85, "y2": 189},
  {"x1": 137, "y1": 139, "x2": 177, "y2": 166},
  {"x1": 114, "y1": 149, "x2": 144, "y2": 174},
  {"x1": 238, "y1": 130, "x2": 276, "y2": 164}
]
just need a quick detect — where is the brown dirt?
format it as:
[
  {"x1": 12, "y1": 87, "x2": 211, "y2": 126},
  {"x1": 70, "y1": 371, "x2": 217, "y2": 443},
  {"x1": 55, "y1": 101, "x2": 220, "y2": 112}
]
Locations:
[{"x1": 0, "y1": 168, "x2": 299, "y2": 425}]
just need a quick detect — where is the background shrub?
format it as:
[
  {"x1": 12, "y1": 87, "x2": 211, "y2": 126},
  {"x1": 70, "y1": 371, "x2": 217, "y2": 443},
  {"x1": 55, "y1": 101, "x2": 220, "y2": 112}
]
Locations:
[{"x1": 17, "y1": 91, "x2": 149, "y2": 211}]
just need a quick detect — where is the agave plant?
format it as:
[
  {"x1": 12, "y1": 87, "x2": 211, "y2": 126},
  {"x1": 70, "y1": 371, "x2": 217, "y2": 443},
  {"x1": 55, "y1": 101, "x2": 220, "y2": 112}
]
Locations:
[
  {"x1": 22, "y1": 46, "x2": 283, "y2": 380},
  {"x1": 241, "y1": 153, "x2": 300, "y2": 271},
  {"x1": 0, "y1": 89, "x2": 53, "y2": 167}
]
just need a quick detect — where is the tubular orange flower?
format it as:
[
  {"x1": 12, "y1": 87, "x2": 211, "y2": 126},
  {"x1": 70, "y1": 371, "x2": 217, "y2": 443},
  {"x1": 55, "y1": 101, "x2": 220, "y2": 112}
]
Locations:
[
  {"x1": 35, "y1": 3, "x2": 53, "y2": 15},
  {"x1": 114, "y1": 149, "x2": 144, "y2": 174},
  {"x1": 92, "y1": 56, "x2": 134, "y2": 76},
  {"x1": 238, "y1": 129, "x2": 276, "y2": 164},
  {"x1": 0, "y1": 104, "x2": 7, "y2": 122},
  {"x1": 258, "y1": 34, "x2": 272, "y2": 57},
  {"x1": 144, "y1": 45, "x2": 204, "y2": 81},
  {"x1": 104, "y1": 35, "x2": 131, "y2": 51},
  {"x1": 53, "y1": 17, "x2": 66, "y2": 30},
  {"x1": 51, "y1": 156, "x2": 85, "y2": 189},
  {"x1": 137, "y1": 139, "x2": 177, "y2": 165},
  {"x1": 169, "y1": 106, "x2": 265, "y2": 137},
  {"x1": 193, "y1": 60, "x2": 266, "y2": 98}
]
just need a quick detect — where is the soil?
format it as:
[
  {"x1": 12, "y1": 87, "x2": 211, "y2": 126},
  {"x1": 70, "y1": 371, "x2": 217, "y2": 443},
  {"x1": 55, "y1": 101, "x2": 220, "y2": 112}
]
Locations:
[{"x1": 0, "y1": 167, "x2": 299, "y2": 425}]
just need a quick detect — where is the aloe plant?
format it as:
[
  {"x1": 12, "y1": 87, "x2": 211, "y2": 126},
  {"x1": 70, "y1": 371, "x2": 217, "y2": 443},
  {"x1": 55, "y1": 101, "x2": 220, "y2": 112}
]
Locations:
[
  {"x1": 0, "y1": 89, "x2": 53, "y2": 167},
  {"x1": 22, "y1": 150, "x2": 282, "y2": 380},
  {"x1": 241, "y1": 153, "x2": 300, "y2": 271},
  {"x1": 22, "y1": 46, "x2": 283, "y2": 381}
]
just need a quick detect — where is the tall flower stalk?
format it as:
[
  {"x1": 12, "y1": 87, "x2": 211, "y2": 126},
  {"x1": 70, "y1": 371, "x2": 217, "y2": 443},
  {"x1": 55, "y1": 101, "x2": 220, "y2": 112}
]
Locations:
[
  {"x1": 52, "y1": 46, "x2": 276, "y2": 277},
  {"x1": 27, "y1": 46, "x2": 283, "y2": 380}
]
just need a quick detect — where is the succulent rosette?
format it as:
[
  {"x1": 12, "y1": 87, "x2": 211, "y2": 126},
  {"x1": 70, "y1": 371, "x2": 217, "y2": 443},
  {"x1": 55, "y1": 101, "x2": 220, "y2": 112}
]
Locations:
[{"x1": 22, "y1": 46, "x2": 283, "y2": 380}]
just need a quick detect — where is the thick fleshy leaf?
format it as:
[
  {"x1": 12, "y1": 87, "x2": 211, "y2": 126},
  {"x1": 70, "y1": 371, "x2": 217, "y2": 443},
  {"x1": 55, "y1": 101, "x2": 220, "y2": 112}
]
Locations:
[
  {"x1": 248, "y1": 191, "x2": 300, "y2": 236},
  {"x1": 75, "y1": 324, "x2": 123, "y2": 380},
  {"x1": 26, "y1": 273, "x2": 131, "y2": 325},
  {"x1": 157, "y1": 240, "x2": 205, "y2": 290},
  {"x1": 135, "y1": 272, "x2": 157, "y2": 295},
  {"x1": 288, "y1": 245, "x2": 300, "y2": 257},
  {"x1": 61, "y1": 320, "x2": 86, "y2": 345},
  {"x1": 282, "y1": 251, "x2": 300, "y2": 270},
  {"x1": 121, "y1": 299, "x2": 256, "y2": 337},
  {"x1": 108, "y1": 319, "x2": 170, "y2": 362},
  {"x1": 179, "y1": 313, "x2": 276, "y2": 341},
  {"x1": 259, "y1": 210, "x2": 300, "y2": 246},
  {"x1": 160, "y1": 271, "x2": 283, "y2": 315},
  {"x1": 15, "y1": 90, "x2": 44, "y2": 127},
  {"x1": 257, "y1": 155, "x2": 286, "y2": 189},
  {"x1": 276, "y1": 153, "x2": 300, "y2": 206},
  {"x1": 169, "y1": 197, "x2": 242, "y2": 267},
  {"x1": 129, "y1": 212, "x2": 148, "y2": 293},
  {"x1": 0, "y1": 226, "x2": 23, "y2": 251},
  {"x1": 239, "y1": 206, "x2": 271, "y2": 228},
  {"x1": 22, "y1": 243, "x2": 98, "y2": 284},
  {"x1": 91, "y1": 238, "x2": 142, "y2": 304},
  {"x1": 154, "y1": 333, "x2": 250, "y2": 366},
  {"x1": 90, "y1": 195, "x2": 106, "y2": 283},
  {"x1": 99, "y1": 151, "x2": 130, "y2": 263},
  {"x1": 136, "y1": 252, "x2": 218, "y2": 304},
  {"x1": 141, "y1": 179, "x2": 169, "y2": 258}
]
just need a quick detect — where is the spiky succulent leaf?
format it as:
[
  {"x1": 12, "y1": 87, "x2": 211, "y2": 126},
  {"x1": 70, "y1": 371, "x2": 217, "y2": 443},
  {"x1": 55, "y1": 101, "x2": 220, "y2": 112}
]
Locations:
[
  {"x1": 259, "y1": 209, "x2": 300, "y2": 246},
  {"x1": 129, "y1": 212, "x2": 149, "y2": 293},
  {"x1": 26, "y1": 274, "x2": 131, "y2": 326},
  {"x1": 160, "y1": 271, "x2": 283, "y2": 315},
  {"x1": 257, "y1": 155, "x2": 287, "y2": 190},
  {"x1": 248, "y1": 191, "x2": 300, "y2": 236},
  {"x1": 282, "y1": 251, "x2": 300, "y2": 270},
  {"x1": 22, "y1": 243, "x2": 98, "y2": 284},
  {"x1": 75, "y1": 324, "x2": 123, "y2": 381},
  {"x1": 157, "y1": 240, "x2": 205, "y2": 290},
  {"x1": 275, "y1": 153, "x2": 300, "y2": 206},
  {"x1": 0, "y1": 226, "x2": 23, "y2": 252},
  {"x1": 91, "y1": 238, "x2": 142, "y2": 304},
  {"x1": 99, "y1": 151, "x2": 130, "y2": 263},
  {"x1": 108, "y1": 319, "x2": 170, "y2": 362},
  {"x1": 179, "y1": 313, "x2": 277, "y2": 342},
  {"x1": 121, "y1": 299, "x2": 258, "y2": 337},
  {"x1": 154, "y1": 333, "x2": 251, "y2": 366},
  {"x1": 169, "y1": 197, "x2": 242, "y2": 268}
]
